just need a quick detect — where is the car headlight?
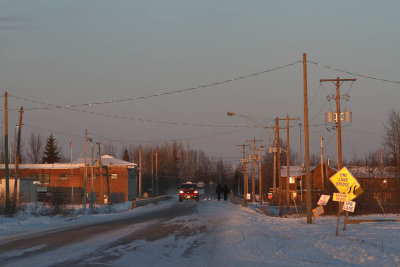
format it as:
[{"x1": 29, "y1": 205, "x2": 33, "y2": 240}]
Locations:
[
  {"x1": 194, "y1": 190, "x2": 198, "y2": 194},
  {"x1": 179, "y1": 190, "x2": 184, "y2": 194}
]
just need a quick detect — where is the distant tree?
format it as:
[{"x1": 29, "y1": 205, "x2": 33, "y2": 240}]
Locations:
[
  {"x1": 27, "y1": 133, "x2": 43, "y2": 163},
  {"x1": 383, "y1": 109, "x2": 400, "y2": 208},
  {"x1": 103, "y1": 142, "x2": 117, "y2": 157},
  {"x1": 42, "y1": 134, "x2": 61, "y2": 163},
  {"x1": 122, "y1": 148, "x2": 130, "y2": 162}
]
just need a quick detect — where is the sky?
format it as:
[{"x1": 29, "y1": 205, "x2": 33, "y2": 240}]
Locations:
[{"x1": 0, "y1": 0, "x2": 399, "y2": 165}]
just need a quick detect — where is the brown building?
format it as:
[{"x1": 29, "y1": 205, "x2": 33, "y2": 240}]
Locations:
[
  {"x1": 280, "y1": 164, "x2": 337, "y2": 202},
  {"x1": 0, "y1": 155, "x2": 137, "y2": 204}
]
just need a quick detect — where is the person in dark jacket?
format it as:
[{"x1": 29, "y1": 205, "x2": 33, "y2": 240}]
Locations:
[
  {"x1": 216, "y1": 183, "x2": 222, "y2": 201},
  {"x1": 223, "y1": 184, "x2": 229, "y2": 201}
]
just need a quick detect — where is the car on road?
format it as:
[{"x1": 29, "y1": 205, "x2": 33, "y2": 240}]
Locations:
[{"x1": 178, "y1": 182, "x2": 199, "y2": 202}]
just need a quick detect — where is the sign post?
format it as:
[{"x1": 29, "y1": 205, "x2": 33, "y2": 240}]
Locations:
[{"x1": 329, "y1": 167, "x2": 363, "y2": 236}]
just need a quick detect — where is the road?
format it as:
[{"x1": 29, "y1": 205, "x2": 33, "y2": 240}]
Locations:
[{"x1": 0, "y1": 200, "x2": 216, "y2": 267}]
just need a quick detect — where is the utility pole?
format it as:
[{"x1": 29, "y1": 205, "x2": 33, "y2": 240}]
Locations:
[
  {"x1": 139, "y1": 145, "x2": 142, "y2": 199},
  {"x1": 151, "y1": 152, "x2": 154, "y2": 198},
  {"x1": 320, "y1": 77, "x2": 356, "y2": 235},
  {"x1": 276, "y1": 117, "x2": 282, "y2": 217},
  {"x1": 83, "y1": 129, "x2": 87, "y2": 212},
  {"x1": 321, "y1": 136, "x2": 325, "y2": 190},
  {"x1": 238, "y1": 144, "x2": 249, "y2": 207},
  {"x1": 247, "y1": 138, "x2": 262, "y2": 204},
  {"x1": 155, "y1": 150, "x2": 158, "y2": 196},
  {"x1": 15, "y1": 107, "x2": 23, "y2": 199},
  {"x1": 4, "y1": 92, "x2": 10, "y2": 211},
  {"x1": 303, "y1": 53, "x2": 312, "y2": 224},
  {"x1": 279, "y1": 115, "x2": 300, "y2": 207},
  {"x1": 97, "y1": 142, "x2": 103, "y2": 204},
  {"x1": 273, "y1": 120, "x2": 278, "y2": 197},
  {"x1": 258, "y1": 146, "x2": 264, "y2": 205},
  {"x1": 90, "y1": 143, "x2": 94, "y2": 213}
]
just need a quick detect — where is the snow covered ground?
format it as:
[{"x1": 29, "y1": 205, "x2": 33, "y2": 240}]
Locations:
[{"x1": 1, "y1": 199, "x2": 400, "y2": 266}]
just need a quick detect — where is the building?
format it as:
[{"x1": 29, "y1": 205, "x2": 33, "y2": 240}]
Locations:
[
  {"x1": 0, "y1": 155, "x2": 137, "y2": 204},
  {"x1": 280, "y1": 164, "x2": 337, "y2": 201},
  {"x1": 0, "y1": 177, "x2": 36, "y2": 202}
]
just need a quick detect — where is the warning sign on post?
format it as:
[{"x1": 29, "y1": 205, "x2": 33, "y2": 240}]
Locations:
[
  {"x1": 317, "y1": 195, "x2": 330, "y2": 206},
  {"x1": 333, "y1": 193, "x2": 347, "y2": 202},
  {"x1": 312, "y1": 206, "x2": 324, "y2": 218},
  {"x1": 329, "y1": 167, "x2": 363, "y2": 201},
  {"x1": 343, "y1": 201, "x2": 356, "y2": 212}
]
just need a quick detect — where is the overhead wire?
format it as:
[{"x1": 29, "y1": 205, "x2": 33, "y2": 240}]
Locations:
[
  {"x1": 307, "y1": 60, "x2": 400, "y2": 84},
  {"x1": 5, "y1": 60, "x2": 302, "y2": 112}
]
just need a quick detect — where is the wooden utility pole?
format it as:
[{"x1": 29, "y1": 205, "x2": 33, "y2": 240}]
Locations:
[
  {"x1": 258, "y1": 146, "x2": 263, "y2": 205},
  {"x1": 279, "y1": 115, "x2": 300, "y2": 207},
  {"x1": 155, "y1": 150, "x2": 158, "y2": 196},
  {"x1": 139, "y1": 146, "x2": 142, "y2": 199},
  {"x1": 238, "y1": 144, "x2": 249, "y2": 207},
  {"x1": 83, "y1": 129, "x2": 87, "y2": 212},
  {"x1": 273, "y1": 120, "x2": 278, "y2": 197},
  {"x1": 15, "y1": 107, "x2": 23, "y2": 198},
  {"x1": 303, "y1": 53, "x2": 312, "y2": 224},
  {"x1": 321, "y1": 136, "x2": 325, "y2": 190},
  {"x1": 90, "y1": 143, "x2": 94, "y2": 212},
  {"x1": 276, "y1": 117, "x2": 282, "y2": 217},
  {"x1": 4, "y1": 92, "x2": 10, "y2": 209},
  {"x1": 247, "y1": 138, "x2": 263, "y2": 203},
  {"x1": 320, "y1": 77, "x2": 356, "y2": 235},
  {"x1": 151, "y1": 152, "x2": 154, "y2": 198},
  {"x1": 97, "y1": 142, "x2": 103, "y2": 204}
]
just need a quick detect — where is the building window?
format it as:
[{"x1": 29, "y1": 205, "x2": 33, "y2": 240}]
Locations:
[
  {"x1": 39, "y1": 174, "x2": 50, "y2": 184},
  {"x1": 60, "y1": 174, "x2": 68, "y2": 179},
  {"x1": 111, "y1": 173, "x2": 118, "y2": 179},
  {"x1": 30, "y1": 174, "x2": 39, "y2": 181}
]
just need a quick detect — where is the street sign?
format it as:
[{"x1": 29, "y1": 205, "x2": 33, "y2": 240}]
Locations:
[
  {"x1": 343, "y1": 201, "x2": 356, "y2": 212},
  {"x1": 267, "y1": 193, "x2": 272, "y2": 199},
  {"x1": 333, "y1": 193, "x2": 347, "y2": 202},
  {"x1": 317, "y1": 195, "x2": 330, "y2": 206},
  {"x1": 312, "y1": 206, "x2": 324, "y2": 218},
  {"x1": 329, "y1": 167, "x2": 363, "y2": 201}
]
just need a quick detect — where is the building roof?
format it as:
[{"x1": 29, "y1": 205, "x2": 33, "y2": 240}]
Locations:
[
  {"x1": 73, "y1": 155, "x2": 136, "y2": 168},
  {"x1": 346, "y1": 166, "x2": 395, "y2": 178},
  {"x1": 0, "y1": 155, "x2": 136, "y2": 170},
  {"x1": 280, "y1": 166, "x2": 305, "y2": 177}
]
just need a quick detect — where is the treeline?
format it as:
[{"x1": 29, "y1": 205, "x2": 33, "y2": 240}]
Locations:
[{"x1": 0, "y1": 133, "x2": 235, "y2": 189}]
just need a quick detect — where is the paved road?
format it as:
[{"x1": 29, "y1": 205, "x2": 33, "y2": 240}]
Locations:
[{"x1": 0, "y1": 200, "x2": 202, "y2": 266}]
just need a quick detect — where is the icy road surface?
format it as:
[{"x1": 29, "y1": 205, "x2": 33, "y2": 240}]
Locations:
[{"x1": 1, "y1": 199, "x2": 400, "y2": 266}]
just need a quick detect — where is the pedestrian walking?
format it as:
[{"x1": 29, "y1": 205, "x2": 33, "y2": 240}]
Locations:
[
  {"x1": 216, "y1": 183, "x2": 222, "y2": 201},
  {"x1": 223, "y1": 184, "x2": 229, "y2": 201}
]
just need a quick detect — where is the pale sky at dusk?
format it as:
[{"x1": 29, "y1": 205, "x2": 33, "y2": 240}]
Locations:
[{"x1": 1, "y1": 0, "x2": 399, "y2": 164}]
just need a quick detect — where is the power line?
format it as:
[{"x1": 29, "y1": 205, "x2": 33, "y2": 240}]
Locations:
[
  {"x1": 8, "y1": 94, "x2": 254, "y2": 128},
  {"x1": 5, "y1": 61, "x2": 302, "y2": 112},
  {"x1": 308, "y1": 60, "x2": 400, "y2": 84}
]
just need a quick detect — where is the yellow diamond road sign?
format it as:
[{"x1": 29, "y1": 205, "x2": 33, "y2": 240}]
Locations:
[{"x1": 329, "y1": 167, "x2": 363, "y2": 201}]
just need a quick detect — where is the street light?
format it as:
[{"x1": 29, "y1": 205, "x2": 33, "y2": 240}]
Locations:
[{"x1": 227, "y1": 111, "x2": 272, "y2": 205}]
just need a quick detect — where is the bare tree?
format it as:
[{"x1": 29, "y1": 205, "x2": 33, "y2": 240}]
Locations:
[
  {"x1": 383, "y1": 109, "x2": 400, "y2": 208},
  {"x1": 103, "y1": 142, "x2": 117, "y2": 157},
  {"x1": 27, "y1": 133, "x2": 43, "y2": 163}
]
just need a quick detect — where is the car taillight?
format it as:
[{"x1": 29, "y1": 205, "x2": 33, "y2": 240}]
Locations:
[{"x1": 194, "y1": 190, "x2": 198, "y2": 194}]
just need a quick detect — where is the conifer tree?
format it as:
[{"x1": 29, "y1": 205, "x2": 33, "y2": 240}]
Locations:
[
  {"x1": 122, "y1": 148, "x2": 130, "y2": 162},
  {"x1": 42, "y1": 134, "x2": 61, "y2": 163}
]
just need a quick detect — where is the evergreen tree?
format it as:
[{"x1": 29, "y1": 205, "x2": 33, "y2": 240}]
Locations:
[
  {"x1": 42, "y1": 134, "x2": 61, "y2": 163},
  {"x1": 122, "y1": 148, "x2": 130, "y2": 162}
]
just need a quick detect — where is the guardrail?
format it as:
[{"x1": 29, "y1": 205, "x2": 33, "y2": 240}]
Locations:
[{"x1": 132, "y1": 195, "x2": 174, "y2": 208}]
